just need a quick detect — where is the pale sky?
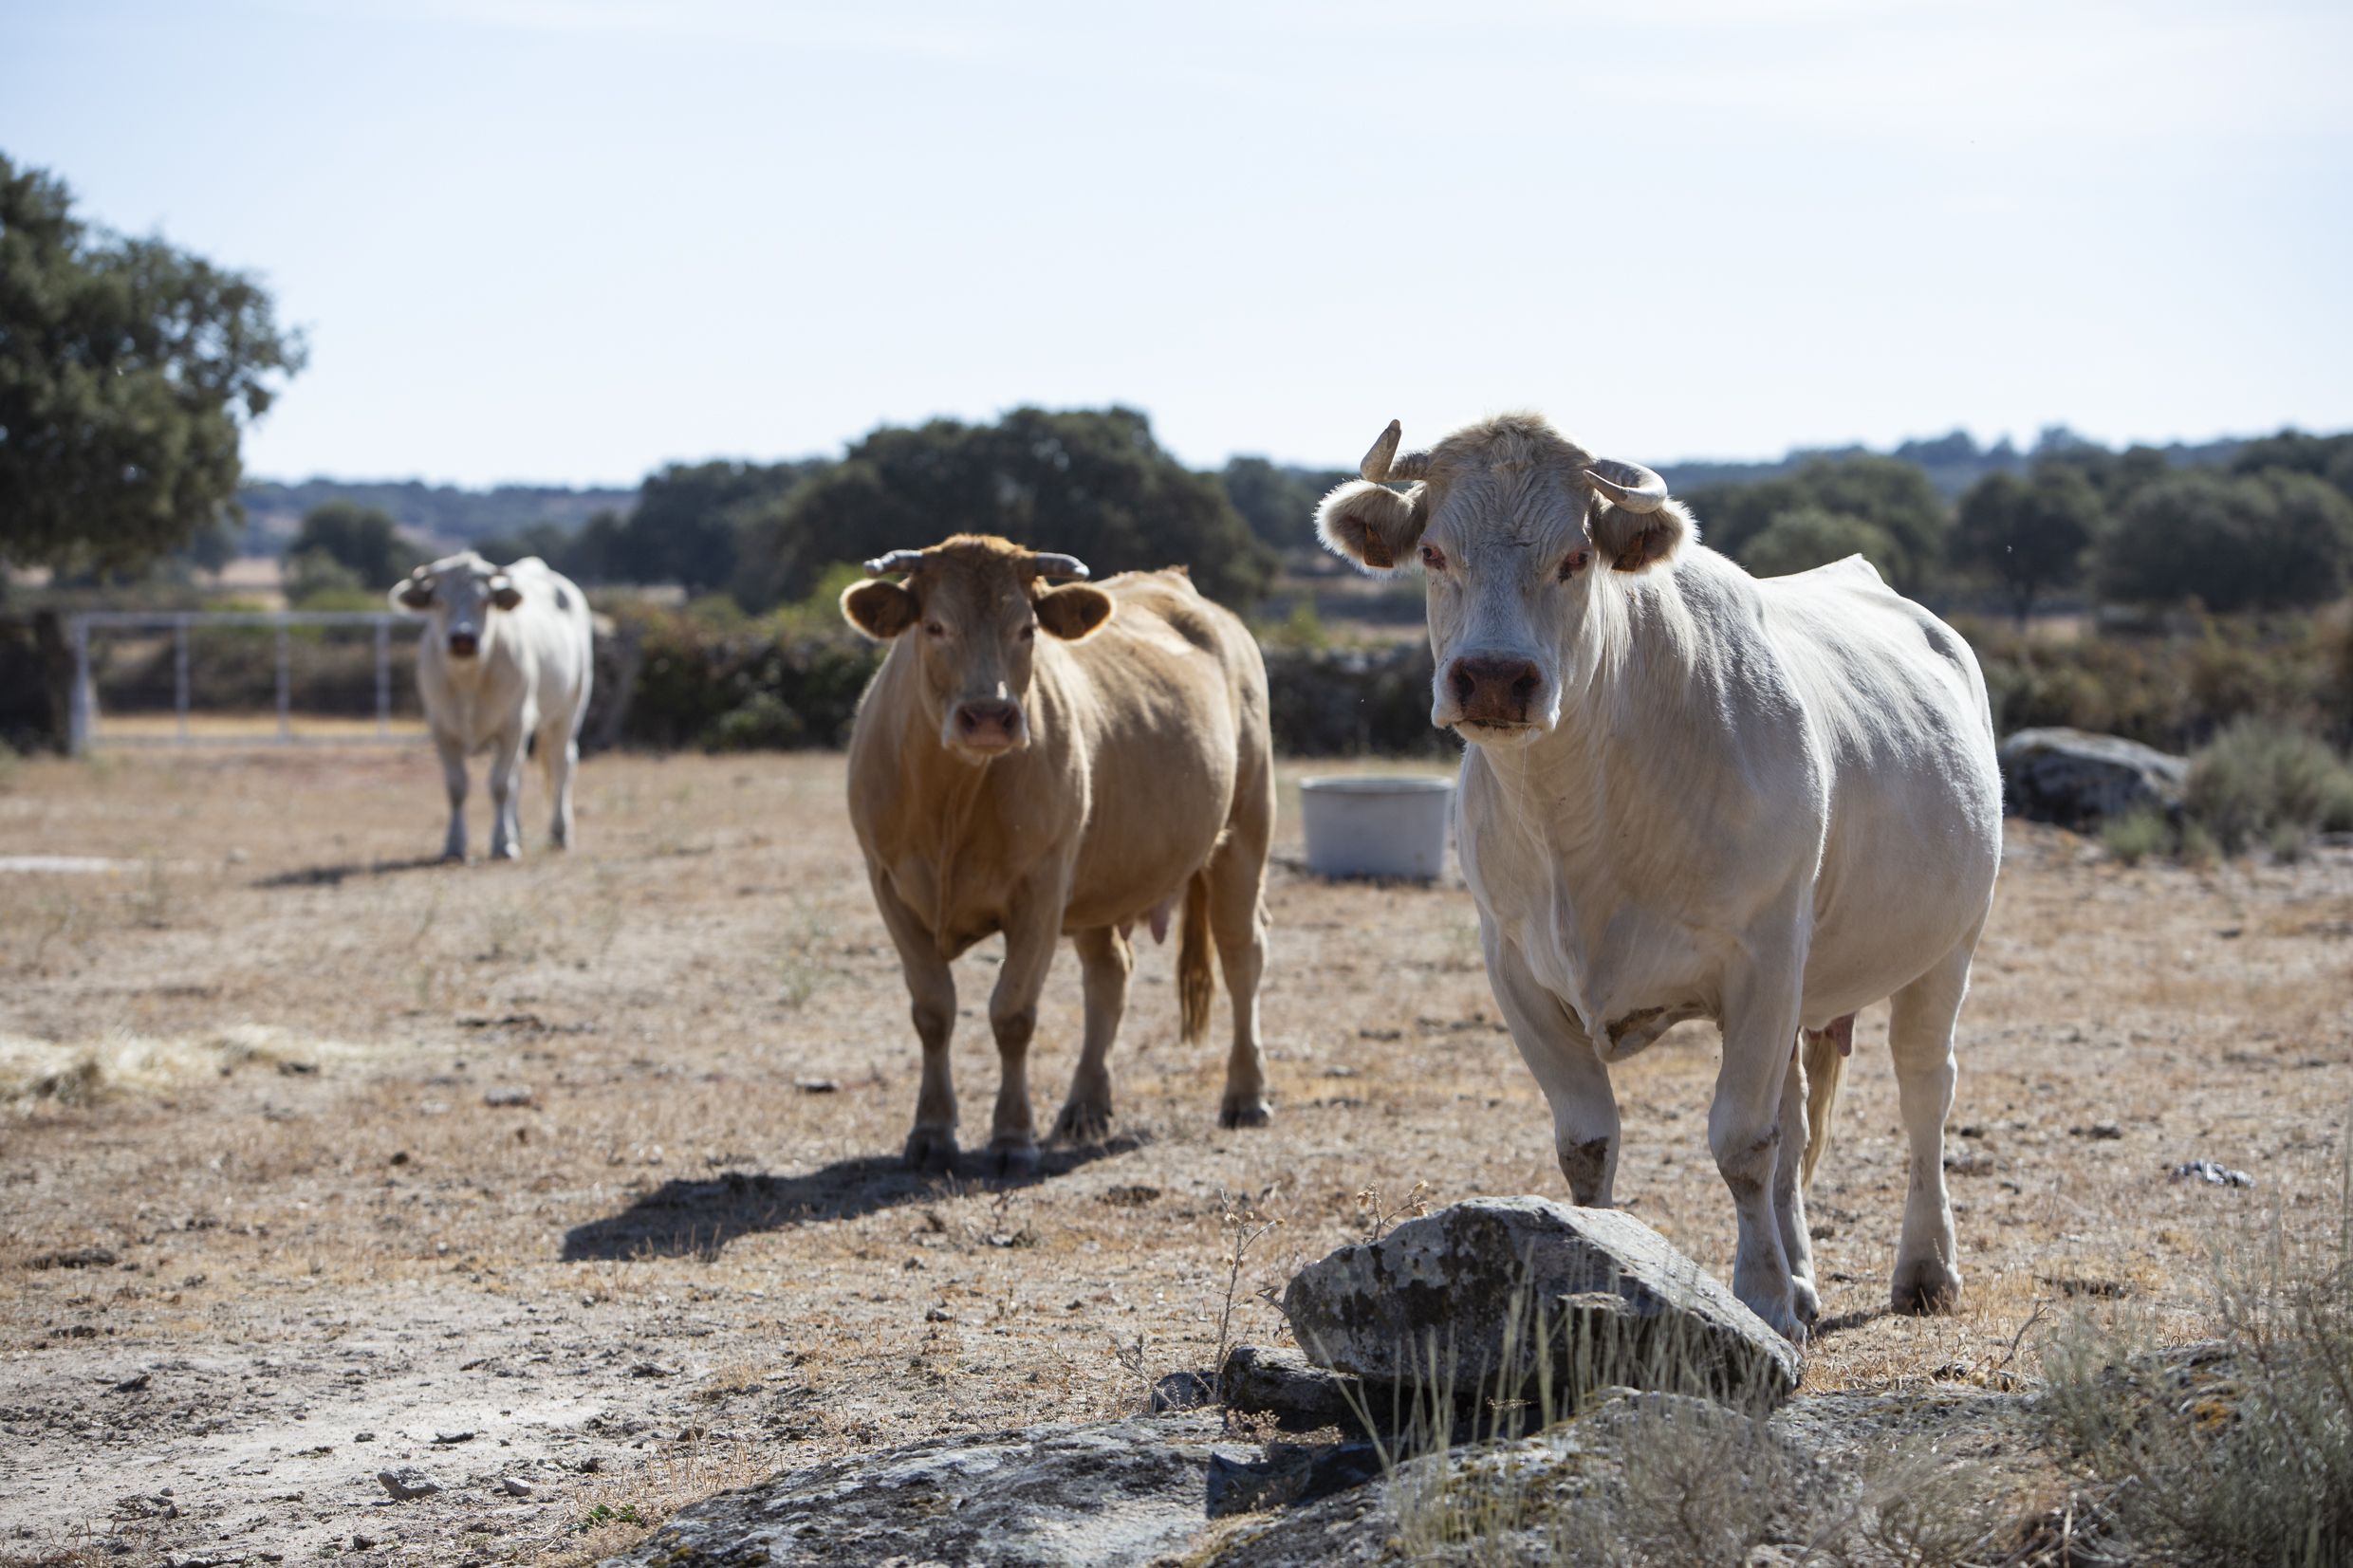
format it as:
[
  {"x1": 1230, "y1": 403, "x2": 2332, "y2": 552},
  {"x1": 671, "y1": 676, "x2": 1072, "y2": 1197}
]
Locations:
[{"x1": 4, "y1": 0, "x2": 2348, "y2": 487}]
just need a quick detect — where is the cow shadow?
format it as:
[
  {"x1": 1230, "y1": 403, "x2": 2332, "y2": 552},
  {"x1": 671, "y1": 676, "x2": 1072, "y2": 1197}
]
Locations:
[
  {"x1": 559, "y1": 1136, "x2": 1142, "y2": 1262},
  {"x1": 253, "y1": 855, "x2": 452, "y2": 889}
]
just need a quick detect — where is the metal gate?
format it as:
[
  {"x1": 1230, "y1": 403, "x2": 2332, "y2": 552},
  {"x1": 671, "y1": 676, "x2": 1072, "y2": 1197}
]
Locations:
[{"x1": 66, "y1": 610, "x2": 416, "y2": 752}]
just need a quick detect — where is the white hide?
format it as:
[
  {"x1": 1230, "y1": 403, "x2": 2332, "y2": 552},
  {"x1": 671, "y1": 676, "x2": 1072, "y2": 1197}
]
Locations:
[
  {"x1": 1318, "y1": 418, "x2": 2002, "y2": 1342},
  {"x1": 395, "y1": 553, "x2": 595, "y2": 861}
]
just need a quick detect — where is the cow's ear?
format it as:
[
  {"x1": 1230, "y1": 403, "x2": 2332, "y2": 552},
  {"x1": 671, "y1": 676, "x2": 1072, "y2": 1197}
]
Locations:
[
  {"x1": 841, "y1": 577, "x2": 917, "y2": 639},
  {"x1": 1034, "y1": 582, "x2": 1113, "y2": 641},
  {"x1": 391, "y1": 574, "x2": 434, "y2": 611},
  {"x1": 488, "y1": 576, "x2": 523, "y2": 611},
  {"x1": 1591, "y1": 497, "x2": 1695, "y2": 574},
  {"x1": 1316, "y1": 480, "x2": 1429, "y2": 576}
]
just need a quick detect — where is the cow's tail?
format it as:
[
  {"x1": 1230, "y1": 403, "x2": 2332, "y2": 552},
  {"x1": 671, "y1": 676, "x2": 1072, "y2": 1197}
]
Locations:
[
  {"x1": 1799, "y1": 1024, "x2": 1850, "y2": 1190},
  {"x1": 1176, "y1": 870, "x2": 1215, "y2": 1045}
]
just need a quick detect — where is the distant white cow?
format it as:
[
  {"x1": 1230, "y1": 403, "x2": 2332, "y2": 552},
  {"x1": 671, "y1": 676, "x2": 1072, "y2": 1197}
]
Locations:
[
  {"x1": 1315, "y1": 415, "x2": 2003, "y2": 1340},
  {"x1": 390, "y1": 552, "x2": 594, "y2": 861}
]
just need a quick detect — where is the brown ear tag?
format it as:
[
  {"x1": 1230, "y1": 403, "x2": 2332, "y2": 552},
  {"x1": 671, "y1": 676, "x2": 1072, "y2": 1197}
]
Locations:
[{"x1": 1359, "y1": 532, "x2": 1395, "y2": 570}]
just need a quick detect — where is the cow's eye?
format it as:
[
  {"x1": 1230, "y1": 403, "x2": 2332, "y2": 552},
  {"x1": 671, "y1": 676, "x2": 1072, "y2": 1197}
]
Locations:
[
  {"x1": 1418, "y1": 544, "x2": 1447, "y2": 572},
  {"x1": 1018, "y1": 624, "x2": 1036, "y2": 640},
  {"x1": 1558, "y1": 548, "x2": 1592, "y2": 581},
  {"x1": 923, "y1": 620, "x2": 946, "y2": 637}
]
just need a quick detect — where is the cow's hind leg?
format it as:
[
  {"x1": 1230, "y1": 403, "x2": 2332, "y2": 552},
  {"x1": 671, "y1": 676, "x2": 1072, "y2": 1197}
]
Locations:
[
  {"x1": 1206, "y1": 783, "x2": 1272, "y2": 1130},
  {"x1": 1052, "y1": 926, "x2": 1129, "y2": 1144},
  {"x1": 542, "y1": 720, "x2": 578, "y2": 851},
  {"x1": 1886, "y1": 933, "x2": 1978, "y2": 1314},
  {"x1": 869, "y1": 874, "x2": 959, "y2": 1171},
  {"x1": 435, "y1": 730, "x2": 470, "y2": 861}
]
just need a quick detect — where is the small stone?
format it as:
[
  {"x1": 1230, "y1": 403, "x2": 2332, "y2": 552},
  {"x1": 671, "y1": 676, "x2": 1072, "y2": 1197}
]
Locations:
[
  {"x1": 629, "y1": 1361, "x2": 676, "y2": 1378},
  {"x1": 432, "y1": 1430, "x2": 475, "y2": 1444},
  {"x1": 353, "y1": 1430, "x2": 375, "y2": 1442},
  {"x1": 793, "y1": 1078, "x2": 839, "y2": 1095},
  {"x1": 377, "y1": 1466, "x2": 441, "y2": 1501},
  {"x1": 2172, "y1": 1158, "x2": 2256, "y2": 1188},
  {"x1": 924, "y1": 1306, "x2": 954, "y2": 1323},
  {"x1": 499, "y1": 1475, "x2": 534, "y2": 1497},
  {"x1": 482, "y1": 1085, "x2": 535, "y2": 1108},
  {"x1": 349, "y1": 1536, "x2": 376, "y2": 1551},
  {"x1": 388, "y1": 1152, "x2": 410, "y2": 1167},
  {"x1": 2073, "y1": 1120, "x2": 2123, "y2": 1140},
  {"x1": 1100, "y1": 1185, "x2": 1161, "y2": 1208},
  {"x1": 108, "y1": 1370, "x2": 151, "y2": 1393}
]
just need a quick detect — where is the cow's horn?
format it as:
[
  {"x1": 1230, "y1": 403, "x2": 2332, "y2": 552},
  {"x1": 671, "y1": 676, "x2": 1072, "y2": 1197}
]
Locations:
[
  {"x1": 1361, "y1": 419, "x2": 1430, "y2": 482},
  {"x1": 1027, "y1": 552, "x2": 1091, "y2": 581},
  {"x1": 862, "y1": 549, "x2": 929, "y2": 576},
  {"x1": 1583, "y1": 458, "x2": 1669, "y2": 514}
]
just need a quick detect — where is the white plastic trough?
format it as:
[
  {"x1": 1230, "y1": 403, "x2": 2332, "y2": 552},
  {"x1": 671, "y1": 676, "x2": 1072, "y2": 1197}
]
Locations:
[{"x1": 1297, "y1": 775, "x2": 1454, "y2": 881}]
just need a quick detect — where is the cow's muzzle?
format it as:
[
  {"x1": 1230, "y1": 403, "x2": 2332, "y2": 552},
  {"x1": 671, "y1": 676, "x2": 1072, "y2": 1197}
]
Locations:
[
  {"x1": 447, "y1": 632, "x2": 479, "y2": 659},
  {"x1": 951, "y1": 698, "x2": 1026, "y2": 756},
  {"x1": 1445, "y1": 655, "x2": 1544, "y2": 729}
]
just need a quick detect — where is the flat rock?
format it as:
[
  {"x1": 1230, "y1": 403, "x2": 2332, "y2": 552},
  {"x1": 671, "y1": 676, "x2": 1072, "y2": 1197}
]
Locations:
[
  {"x1": 1998, "y1": 727, "x2": 2186, "y2": 829},
  {"x1": 1282, "y1": 1197, "x2": 1800, "y2": 1411},
  {"x1": 600, "y1": 1411, "x2": 1255, "y2": 1567},
  {"x1": 376, "y1": 1465, "x2": 441, "y2": 1501}
]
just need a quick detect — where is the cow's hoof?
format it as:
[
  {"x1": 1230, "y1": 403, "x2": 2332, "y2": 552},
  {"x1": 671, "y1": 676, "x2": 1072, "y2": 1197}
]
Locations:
[
  {"x1": 902, "y1": 1129, "x2": 959, "y2": 1172},
  {"x1": 1791, "y1": 1277, "x2": 1822, "y2": 1328},
  {"x1": 1051, "y1": 1101, "x2": 1113, "y2": 1145},
  {"x1": 985, "y1": 1139, "x2": 1040, "y2": 1179},
  {"x1": 1891, "y1": 1260, "x2": 1962, "y2": 1316},
  {"x1": 1219, "y1": 1099, "x2": 1272, "y2": 1130},
  {"x1": 491, "y1": 844, "x2": 522, "y2": 863},
  {"x1": 439, "y1": 849, "x2": 466, "y2": 864}
]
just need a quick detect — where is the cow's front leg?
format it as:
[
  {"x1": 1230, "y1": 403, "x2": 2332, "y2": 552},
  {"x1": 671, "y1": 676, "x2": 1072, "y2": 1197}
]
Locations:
[
  {"x1": 1486, "y1": 927, "x2": 1619, "y2": 1205},
  {"x1": 485, "y1": 727, "x2": 526, "y2": 860},
  {"x1": 1714, "y1": 949, "x2": 1808, "y2": 1341},
  {"x1": 869, "y1": 873, "x2": 959, "y2": 1170},
  {"x1": 434, "y1": 730, "x2": 470, "y2": 861},
  {"x1": 987, "y1": 890, "x2": 1063, "y2": 1178},
  {"x1": 1775, "y1": 1037, "x2": 1820, "y2": 1327},
  {"x1": 1052, "y1": 926, "x2": 1129, "y2": 1144}
]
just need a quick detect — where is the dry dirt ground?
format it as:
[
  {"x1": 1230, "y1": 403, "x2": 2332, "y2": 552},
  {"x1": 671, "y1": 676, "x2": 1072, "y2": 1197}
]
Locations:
[{"x1": 1, "y1": 747, "x2": 2348, "y2": 1566}]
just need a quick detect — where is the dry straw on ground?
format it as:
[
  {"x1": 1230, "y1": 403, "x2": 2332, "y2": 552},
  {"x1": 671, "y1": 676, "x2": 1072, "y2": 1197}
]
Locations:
[{"x1": 0, "y1": 747, "x2": 2347, "y2": 1564}]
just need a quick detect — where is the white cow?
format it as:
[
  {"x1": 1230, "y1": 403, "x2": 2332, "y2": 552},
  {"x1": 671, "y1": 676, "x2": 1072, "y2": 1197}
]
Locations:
[
  {"x1": 1315, "y1": 415, "x2": 2002, "y2": 1339},
  {"x1": 391, "y1": 552, "x2": 594, "y2": 861}
]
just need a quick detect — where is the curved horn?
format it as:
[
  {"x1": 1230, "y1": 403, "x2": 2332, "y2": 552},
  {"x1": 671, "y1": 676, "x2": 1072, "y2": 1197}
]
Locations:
[
  {"x1": 1026, "y1": 552, "x2": 1091, "y2": 581},
  {"x1": 862, "y1": 549, "x2": 930, "y2": 576},
  {"x1": 1360, "y1": 419, "x2": 1431, "y2": 483},
  {"x1": 1583, "y1": 458, "x2": 1669, "y2": 515}
]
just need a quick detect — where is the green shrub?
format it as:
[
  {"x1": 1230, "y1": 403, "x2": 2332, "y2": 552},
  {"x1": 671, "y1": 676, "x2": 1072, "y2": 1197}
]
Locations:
[
  {"x1": 2186, "y1": 717, "x2": 2353, "y2": 854},
  {"x1": 2101, "y1": 807, "x2": 2174, "y2": 866}
]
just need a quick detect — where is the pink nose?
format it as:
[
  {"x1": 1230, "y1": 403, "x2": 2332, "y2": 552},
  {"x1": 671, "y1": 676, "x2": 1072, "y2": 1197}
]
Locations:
[
  {"x1": 1447, "y1": 655, "x2": 1541, "y2": 726},
  {"x1": 954, "y1": 699, "x2": 1022, "y2": 749},
  {"x1": 448, "y1": 633, "x2": 478, "y2": 658}
]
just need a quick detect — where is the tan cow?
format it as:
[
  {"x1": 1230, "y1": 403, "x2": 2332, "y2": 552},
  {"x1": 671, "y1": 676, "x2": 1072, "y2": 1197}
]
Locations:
[{"x1": 840, "y1": 535, "x2": 1275, "y2": 1175}]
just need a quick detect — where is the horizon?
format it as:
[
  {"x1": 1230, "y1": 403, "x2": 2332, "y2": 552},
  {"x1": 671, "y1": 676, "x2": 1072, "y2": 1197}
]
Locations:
[{"x1": 7, "y1": 0, "x2": 2349, "y2": 489}]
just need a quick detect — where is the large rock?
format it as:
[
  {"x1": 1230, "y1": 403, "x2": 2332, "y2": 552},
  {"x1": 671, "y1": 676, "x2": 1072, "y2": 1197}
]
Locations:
[
  {"x1": 1281, "y1": 1198, "x2": 1800, "y2": 1412},
  {"x1": 599, "y1": 1411, "x2": 1254, "y2": 1568},
  {"x1": 1998, "y1": 727, "x2": 2187, "y2": 828}
]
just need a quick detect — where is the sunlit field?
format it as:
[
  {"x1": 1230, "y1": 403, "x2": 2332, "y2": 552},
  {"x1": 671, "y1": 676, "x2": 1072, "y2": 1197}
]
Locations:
[{"x1": 2, "y1": 747, "x2": 2347, "y2": 1564}]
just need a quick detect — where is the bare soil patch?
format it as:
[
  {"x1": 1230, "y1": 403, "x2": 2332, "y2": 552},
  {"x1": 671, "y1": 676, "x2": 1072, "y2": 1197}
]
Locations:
[{"x1": 1, "y1": 747, "x2": 2347, "y2": 1564}]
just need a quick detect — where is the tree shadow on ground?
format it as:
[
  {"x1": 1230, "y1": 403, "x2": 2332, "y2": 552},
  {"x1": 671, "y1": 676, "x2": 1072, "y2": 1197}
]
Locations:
[
  {"x1": 560, "y1": 1136, "x2": 1144, "y2": 1262},
  {"x1": 252, "y1": 855, "x2": 451, "y2": 889}
]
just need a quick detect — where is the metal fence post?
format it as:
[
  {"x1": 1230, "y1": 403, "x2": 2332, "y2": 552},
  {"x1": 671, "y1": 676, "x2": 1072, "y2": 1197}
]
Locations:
[
  {"x1": 67, "y1": 615, "x2": 93, "y2": 754},
  {"x1": 175, "y1": 615, "x2": 192, "y2": 742},
  {"x1": 275, "y1": 621, "x2": 291, "y2": 742},
  {"x1": 375, "y1": 618, "x2": 392, "y2": 738}
]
